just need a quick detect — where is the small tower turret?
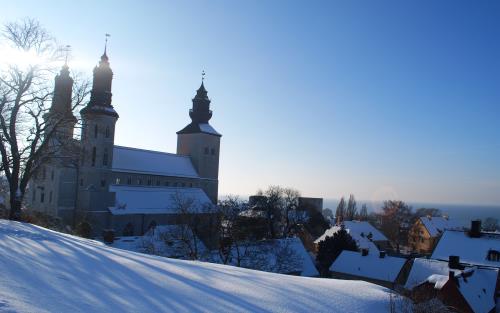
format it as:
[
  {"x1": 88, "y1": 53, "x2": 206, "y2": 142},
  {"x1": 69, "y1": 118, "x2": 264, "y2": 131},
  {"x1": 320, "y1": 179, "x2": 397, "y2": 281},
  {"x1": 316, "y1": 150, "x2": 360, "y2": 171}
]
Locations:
[{"x1": 177, "y1": 74, "x2": 221, "y2": 203}]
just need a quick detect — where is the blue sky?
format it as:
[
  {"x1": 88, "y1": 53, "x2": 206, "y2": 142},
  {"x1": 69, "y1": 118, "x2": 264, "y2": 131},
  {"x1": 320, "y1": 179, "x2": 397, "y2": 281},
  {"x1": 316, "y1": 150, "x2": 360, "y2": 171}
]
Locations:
[{"x1": 2, "y1": 1, "x2": 499, "y2": 205}]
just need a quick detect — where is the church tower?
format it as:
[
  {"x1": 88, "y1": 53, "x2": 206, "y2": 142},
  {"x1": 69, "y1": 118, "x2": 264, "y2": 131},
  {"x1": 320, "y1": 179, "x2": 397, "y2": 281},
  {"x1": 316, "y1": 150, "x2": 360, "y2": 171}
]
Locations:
[
  {"x1": 45, "y1": 63, "x2": 77, "y2": 141},
  {"x1": 79, "y1": 46, "x2": 119, "y2": 194},
  {"x1": 177, "y1": 79, "x2": 221, "y2": 203}
]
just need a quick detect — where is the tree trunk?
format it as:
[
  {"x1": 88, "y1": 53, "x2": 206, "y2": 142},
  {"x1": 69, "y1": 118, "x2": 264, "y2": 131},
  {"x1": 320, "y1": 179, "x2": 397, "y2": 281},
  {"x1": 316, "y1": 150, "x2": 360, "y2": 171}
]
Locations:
[{"x1": 9, "y1": 189, "x2": 22, "y2": 221}]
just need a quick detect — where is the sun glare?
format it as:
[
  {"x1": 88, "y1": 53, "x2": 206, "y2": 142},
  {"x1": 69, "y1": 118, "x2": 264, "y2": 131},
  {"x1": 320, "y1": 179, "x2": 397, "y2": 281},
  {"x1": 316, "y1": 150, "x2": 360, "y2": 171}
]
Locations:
[{"x1": 0, "y1": 44, "x2": 56, "y2": 70}]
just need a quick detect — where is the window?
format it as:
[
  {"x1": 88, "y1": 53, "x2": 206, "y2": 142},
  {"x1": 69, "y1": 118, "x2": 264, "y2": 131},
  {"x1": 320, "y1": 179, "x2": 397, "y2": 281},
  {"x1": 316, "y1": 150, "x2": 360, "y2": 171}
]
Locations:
[
  {"x1": 40, "y1": 192, "x2": 45, "y2": 203},
  {"x1": 173, "y1": 182, "x2": 178, "y2": 187},
  {"x1": 123, "y1": 223, "x2": 134, "y2": 236},
  {"x1": 127, "y1": 177, "x2": 132, "y2": 185},
  {"x1": 49, "y1": 191, "x2": 52, "y2": 203},
  {"x1": 115, "y1": 178, "x2": 121, "y2": 184},
  {"x1": 189, "y1": 183, "x2": 193, "y2": 187},
  {"x1": 91, "y1": 147, "x2": 96, "y2": 166},
  {"x1": 204, "y1": 147, "x2": 209, "y2": 154},
  {"x1": 94, "y1": 124, "x2": 98, "y2": 138},
  {"x1": 32, "y1": 189, "x2": 36, "y2": 202},
  {"x1": 100, "y1": 180, "x2": 106, "y2": 187},
  {"x1": 156, "y1": 180, "x2": 160, "y2": 186},
  {"x1": 164, "y1": 181, "x2": 170, "y2": 186},
  {"x1": 182, "y1": 182, "x2": 186, "y2": 187},
  {"x1": 211, "y1": 148, "x2": 215, "y2": 155},
  {"x1": 137, "y1": 179, "x2": 142, "y2": 185},
  {"x1": 51, "y1": 170, "x2": 54, "y2": 181},
  {"x1": 105, "y1": 126, "x2": 110, "y2": 138},
  {"x1": 42, "y1": 167, "x2": 46, "y2": 180},
  {"x1": 487, "y1": 250, "x2": 500, "y2": 262},
  {"x1": 103, "y1": 148, "x2": 108, "y2": 166},
  {"x1": 147, "y1": 179, "x2": 152, "y2": 186},
  {"x1": 80, "y1": 179, "x2": 83, "y2": 186}
]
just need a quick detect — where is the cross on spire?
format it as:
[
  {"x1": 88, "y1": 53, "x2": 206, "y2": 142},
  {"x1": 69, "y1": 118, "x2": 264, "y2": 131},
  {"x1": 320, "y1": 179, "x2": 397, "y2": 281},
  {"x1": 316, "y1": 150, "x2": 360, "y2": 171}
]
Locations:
[
  {"x1": 104, "y1": 33, "x2": 111, "y2": 54},
  {"x1": 63, "y1": 45, "x2": 71, "y2": 65},
  {"x1": 201, "y1": 70, "x2": 206, "y2": 82}
]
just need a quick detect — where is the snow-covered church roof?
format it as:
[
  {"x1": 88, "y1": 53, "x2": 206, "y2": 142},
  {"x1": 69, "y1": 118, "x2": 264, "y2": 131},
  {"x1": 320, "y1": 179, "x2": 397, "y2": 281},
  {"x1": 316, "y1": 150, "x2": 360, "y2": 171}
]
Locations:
[
  {"x1": 108, "y1": 185, "x2": 212, "y2": 215},
  {"x1": 112, "y1": 145, "x2": 199, "y2": 178}
]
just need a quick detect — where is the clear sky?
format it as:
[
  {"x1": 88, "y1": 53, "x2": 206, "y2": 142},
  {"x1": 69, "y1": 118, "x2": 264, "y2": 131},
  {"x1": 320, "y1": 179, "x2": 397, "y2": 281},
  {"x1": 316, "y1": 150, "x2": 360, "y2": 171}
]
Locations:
[{"x1": 2, "y1": 0, "x2": 499, "y2": 205}]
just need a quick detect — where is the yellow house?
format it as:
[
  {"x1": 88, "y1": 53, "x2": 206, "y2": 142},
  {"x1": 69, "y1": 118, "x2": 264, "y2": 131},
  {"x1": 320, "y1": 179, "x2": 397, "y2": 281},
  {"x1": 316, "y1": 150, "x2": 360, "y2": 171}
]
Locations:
[{"x1": 408, "y1": 216, "x2": 463, "y2": 254}]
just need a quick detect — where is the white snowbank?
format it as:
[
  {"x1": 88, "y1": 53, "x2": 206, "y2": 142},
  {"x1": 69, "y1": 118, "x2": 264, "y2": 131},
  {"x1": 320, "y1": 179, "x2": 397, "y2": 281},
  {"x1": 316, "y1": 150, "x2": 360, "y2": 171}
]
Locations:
[{"x1": 0, "y1": 220, "x2": 394, "y2": 313}]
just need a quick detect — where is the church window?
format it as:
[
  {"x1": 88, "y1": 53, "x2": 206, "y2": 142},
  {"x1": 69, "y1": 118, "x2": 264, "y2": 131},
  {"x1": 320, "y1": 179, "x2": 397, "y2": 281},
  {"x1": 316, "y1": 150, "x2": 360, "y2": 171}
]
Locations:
[
  {"x1": 127, "y1": 177, "x2": 132, "y2": 185},
  {"x1": 100, "y1": 180, "x2": 106, "y2": 187},
  {"x1": 115, "y1": 178, "x2": 121, "y2": 184},
  {"x1": 49, "y1": 191, "x2": 52, "y2": 203},
  {"x1": 204, "y1": 147, "x2": 209, "y2": 155},
  {"x1": 40, "y1": 192, "x2": 45, "y2": 203},
  {"x1": 147, "y1": 179, "x2": 152, "y2": 186},
  {"x1": 51, "y1": 170, "x2": 54, "y2": 181},
  {"x1": 211, "y1": 148, "x2": 215, "y2": 155},
  {"x1": 103, "y1": 149, "x2": 109, "y2": 166},
  {"x1": 94, "y1": 125, "x2": 98, "y2": 138},
  {"x1": 91, "y1": 147, "x2": 96, "y2": 166},
  {"x1": 105, "y1": 126, "x2": 110, "y2": 138}
]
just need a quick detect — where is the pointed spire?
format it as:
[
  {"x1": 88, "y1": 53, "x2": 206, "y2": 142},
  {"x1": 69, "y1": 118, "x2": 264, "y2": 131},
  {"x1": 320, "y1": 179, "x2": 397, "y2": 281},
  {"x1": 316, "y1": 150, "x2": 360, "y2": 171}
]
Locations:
[
  {"x1": 195, "y1": 70, "x2": 208, "y2": 100},
  {"x1": 101, "y1": 34, "x2": 110, "y2": 62}
]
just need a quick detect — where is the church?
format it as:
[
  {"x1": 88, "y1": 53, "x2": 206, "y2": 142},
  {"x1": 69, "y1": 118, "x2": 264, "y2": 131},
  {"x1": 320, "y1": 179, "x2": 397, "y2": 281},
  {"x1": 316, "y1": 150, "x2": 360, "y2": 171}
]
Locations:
[{"x1": 28, "y1": 47, "x2": 221, "y2": 237}]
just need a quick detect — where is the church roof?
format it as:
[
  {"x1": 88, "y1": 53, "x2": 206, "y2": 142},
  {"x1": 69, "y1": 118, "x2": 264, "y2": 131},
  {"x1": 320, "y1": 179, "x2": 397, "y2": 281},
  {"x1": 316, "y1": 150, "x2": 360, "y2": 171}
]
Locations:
[
  {"x1": 112, "y1": 145, "x2": 199, "y2": 178},
  {"x1": 108, "y1": 185, "x2": 212, "y2": 215},
  {"x1": 176, "y1": 122, "x2": 221, "y2": 137}
]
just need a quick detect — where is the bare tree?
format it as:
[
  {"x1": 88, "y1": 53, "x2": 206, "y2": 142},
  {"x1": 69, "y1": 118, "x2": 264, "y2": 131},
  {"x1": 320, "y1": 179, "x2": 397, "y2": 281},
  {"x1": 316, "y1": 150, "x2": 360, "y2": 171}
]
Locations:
[
  {"x1": 345, "y1": 194, "x2": 357, "y2": 221},
  {"x1": 0, "y1": 18, "x2": 89, "y2": 220},
  {"x1": 335, "y1": 197, "x2": 346, "y2": 224}
]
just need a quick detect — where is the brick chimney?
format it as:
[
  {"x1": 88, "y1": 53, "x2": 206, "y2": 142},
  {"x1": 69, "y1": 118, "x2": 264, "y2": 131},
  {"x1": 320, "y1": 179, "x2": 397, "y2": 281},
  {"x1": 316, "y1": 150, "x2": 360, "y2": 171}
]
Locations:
[
  {"x1": 469, "y1": 220, "x2": 482, "y2": 238},
  {"x1": 379, "y1": 251, "x2": 386, "y2": 258},
  {"x1": 448, "y1": 255, "x2": 460, "y2": 269}
]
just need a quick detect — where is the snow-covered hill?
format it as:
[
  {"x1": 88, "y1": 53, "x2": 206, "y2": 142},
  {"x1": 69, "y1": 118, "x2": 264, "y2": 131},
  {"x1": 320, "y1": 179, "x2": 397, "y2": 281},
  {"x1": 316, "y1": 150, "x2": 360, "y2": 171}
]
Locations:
[{"x1": 0, "y1": 220, "x2": 392, "y2": 312}]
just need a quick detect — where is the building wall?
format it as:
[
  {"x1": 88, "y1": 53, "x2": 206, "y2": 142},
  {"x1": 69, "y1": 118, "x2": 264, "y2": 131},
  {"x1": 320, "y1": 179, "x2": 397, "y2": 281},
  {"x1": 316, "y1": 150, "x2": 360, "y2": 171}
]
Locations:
[
  {"x1": 177, "y1": 133, "x2": 220, "y2": 203},
  {"x1": 408, "y1": 220, "x2": 436, "y2": 254}
]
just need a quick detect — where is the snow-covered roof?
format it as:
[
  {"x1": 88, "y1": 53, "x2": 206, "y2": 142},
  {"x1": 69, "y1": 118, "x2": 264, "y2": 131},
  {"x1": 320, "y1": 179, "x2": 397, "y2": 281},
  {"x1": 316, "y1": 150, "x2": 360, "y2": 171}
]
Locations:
[
  {"x1": 419, "y1": 216, "x2": 464, "y2": 237},
  {"x1": 216, "y1": 237, "x2": 319, "y2": 277},
  {"x1": 112, "y1": 145, "x2": 199, "y2": 178},
  {"x1": 431, "y1": 230, "x2": 500, "y2": 267},
  {"x1": 199, "y1": 123, "x2": 221, "y2": 136},
  {"x1": 404, "y1": 258, "x2": 460, "y2": 289},
  {"x1": 422, "y1": 266, "x2": 498, "y2": 313},
  {"x1": 111, "y1": 225, "x2": 207, "y2": 259},
  {"x1": 108, "y1": 185, "x2": 212, "y2": 215},
  {"x1": 315, "y1": 221, "x2": 388, "y2": 252},
  {"x1": 330, "y1": 250, "x2": 407, "y2": 283},
  {"x1": 0, "y1": 220, "x2": 394, "y2": 313}
]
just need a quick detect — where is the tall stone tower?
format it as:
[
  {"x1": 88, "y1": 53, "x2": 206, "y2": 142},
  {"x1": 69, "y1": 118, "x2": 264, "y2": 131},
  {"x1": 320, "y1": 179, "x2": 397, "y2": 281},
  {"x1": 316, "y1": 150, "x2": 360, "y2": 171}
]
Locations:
[
  {"x1": 45, "y1": 63, "x2": 77, "y2": 142},
  {"x1": 79, "y1": 48, "x2": 118, "y2": 200},
  {"x1": 177, "y1": 81, "x2": 221, "y2": 203}
]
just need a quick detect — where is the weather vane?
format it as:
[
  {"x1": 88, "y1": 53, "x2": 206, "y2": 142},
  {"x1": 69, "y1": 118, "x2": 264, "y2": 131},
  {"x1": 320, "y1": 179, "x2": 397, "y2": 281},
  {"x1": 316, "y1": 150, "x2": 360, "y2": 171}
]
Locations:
[
  {"x1": 202, "y1": 70, "x2": 206, "y2": 82},
  {"x1": 63, "y1": 45, "x2": 71, "y2": 65},
  {"x1": 104, "y1": 33, "x2": 111, "y2": 52}
]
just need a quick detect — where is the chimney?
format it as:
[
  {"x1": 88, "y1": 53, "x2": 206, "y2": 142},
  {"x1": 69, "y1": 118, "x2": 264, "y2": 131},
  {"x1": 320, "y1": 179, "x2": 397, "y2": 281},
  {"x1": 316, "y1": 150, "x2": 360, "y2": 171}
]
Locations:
[
  {"x1": 379, "y1": 251, "x2": 386, "y2": 258},
  {"x1": 448, "y1": 271, "x2": 456, "y2": 284},
  {"x1": 469, "y1": 220, "x2": 482, "y2": 238},
  {"x1": 361, "y1": 248, "x2": 369, "y2": 256},
  {"x1": 448, "y1": 255, "x2": 460, "y2": 269}
]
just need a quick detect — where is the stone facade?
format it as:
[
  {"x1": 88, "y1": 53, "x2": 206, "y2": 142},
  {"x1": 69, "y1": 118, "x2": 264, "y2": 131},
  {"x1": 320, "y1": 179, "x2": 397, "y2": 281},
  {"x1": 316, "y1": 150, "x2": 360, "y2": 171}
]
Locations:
[{"x1": 27, "y1": 50, "x2": 221, "y2": 237}]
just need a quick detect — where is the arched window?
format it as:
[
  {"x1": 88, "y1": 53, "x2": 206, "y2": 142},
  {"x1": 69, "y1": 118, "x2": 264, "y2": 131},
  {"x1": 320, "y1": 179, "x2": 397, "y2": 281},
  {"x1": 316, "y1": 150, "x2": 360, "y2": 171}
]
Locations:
[
  {"x1": 91, "y1": 147, "x2": 96, "y2": 166},
  {"x1": 105, "y1": 126, "x2": 110, "y2": 138},
  {"x1": 103, "y1": 148, "x2": 108, "y2": 166},
  {"x1": 94, "y1": 124, "x2": 98, "y2": 138}
]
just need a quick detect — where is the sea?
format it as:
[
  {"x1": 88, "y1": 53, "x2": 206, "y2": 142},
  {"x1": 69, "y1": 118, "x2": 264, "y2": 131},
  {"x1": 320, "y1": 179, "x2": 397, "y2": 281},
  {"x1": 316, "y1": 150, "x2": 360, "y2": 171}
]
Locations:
[{"x1": 322, "y1": 199, "x2": 500, "y2": 224}]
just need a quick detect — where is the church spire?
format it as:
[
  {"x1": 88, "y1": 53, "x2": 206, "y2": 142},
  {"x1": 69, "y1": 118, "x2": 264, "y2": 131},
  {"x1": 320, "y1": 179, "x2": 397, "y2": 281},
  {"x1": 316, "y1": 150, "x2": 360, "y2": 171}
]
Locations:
[{"x1": 80, "y1": 36, "x2": 118, "y2": 118}]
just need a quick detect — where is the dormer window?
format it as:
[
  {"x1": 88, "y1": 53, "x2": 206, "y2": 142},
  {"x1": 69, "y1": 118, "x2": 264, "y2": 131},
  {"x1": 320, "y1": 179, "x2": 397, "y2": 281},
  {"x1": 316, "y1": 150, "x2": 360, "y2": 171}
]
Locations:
[
  {"x1": 204, "y1": 147, "x2": 209, "y2": 155},
  {"x1": 487, "y1": 250, "x2": 500, "y2": 262}
]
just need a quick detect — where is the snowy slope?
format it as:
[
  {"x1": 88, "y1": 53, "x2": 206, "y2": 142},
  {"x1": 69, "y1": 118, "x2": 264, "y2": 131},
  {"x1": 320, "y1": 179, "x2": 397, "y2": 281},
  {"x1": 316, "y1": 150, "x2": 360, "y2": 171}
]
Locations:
[{"x1": 0, "y1": 220, "x2": 393, "y2": 313}]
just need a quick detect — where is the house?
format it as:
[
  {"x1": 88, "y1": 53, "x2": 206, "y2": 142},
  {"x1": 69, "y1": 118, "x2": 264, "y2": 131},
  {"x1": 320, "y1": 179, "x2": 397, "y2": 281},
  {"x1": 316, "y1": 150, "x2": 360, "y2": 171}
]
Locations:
[
  {"x1": 431, "y1": 220, "x2": 500, "y2": 268},
  {"x1": 408, "y1": 215, "x2": 464, "y2": 253},
  {"x1": 28, "y1": 48, "x2": 222, "y2": 238},
  {"x1": 329, "y1": 249, "x2": 408, "y2": 288},
  {"x1": 315, "y1": 221, "x2": 390, "y2": 253},
  {"x1": 408, "y1": 257, "x2": 499, "y2": 313},
  {"x1": 214, "y1": 237, "x2": 319, "y2": 277}
]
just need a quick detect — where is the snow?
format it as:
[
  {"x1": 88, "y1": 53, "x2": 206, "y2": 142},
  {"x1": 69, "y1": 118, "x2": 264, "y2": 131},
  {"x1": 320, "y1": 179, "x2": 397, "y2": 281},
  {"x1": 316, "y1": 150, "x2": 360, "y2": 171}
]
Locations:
[
  {"x1": 330, "y1": 250, "x2": 407, "y2": 283},
  {"x1": 404, "y1": 258, "x2": 458, "y2": 289},
  {"x1": 112, "y1": 145, "x2": 199, "y2": 178},
  {"x1": 199, "y1": 123, "x2": 221, "y2": 136},
  {"x1": 422, "y1": 266, "x2": 498, "y2": 313},
  {"x1": 108, "y1": 185, "x2": 212, "y2": 215},
  {"x1": 0, "y1": 220, "x2": 395, "y2": 313},
  {"x1": 213, "y1": 238, "x2": 319, "y2": 277},
  {"x1": 315, "y1": 221, "x2": 387, "y2": 252},
  {"x1": 111, "y1": 225, "x2": 208, "y2": 259},
  {"x1": 419, "y1": 216, "x2": 464, "y2": 237},
  {"x1": 431, "y1": 230, "x2": 500, "y2": 267}
]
